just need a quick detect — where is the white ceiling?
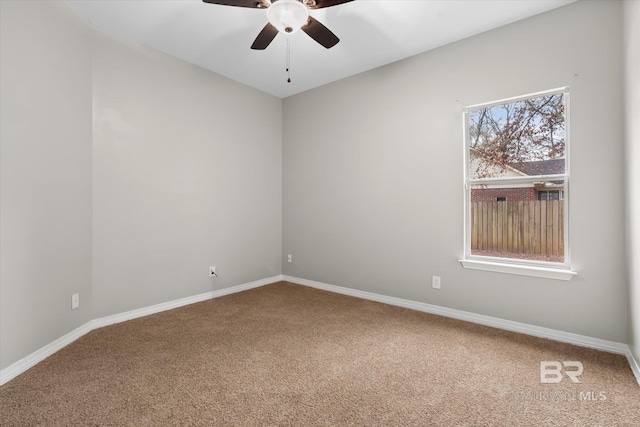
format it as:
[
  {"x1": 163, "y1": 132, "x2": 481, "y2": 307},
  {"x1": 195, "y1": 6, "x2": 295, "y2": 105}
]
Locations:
[{"x1": 67, "y1": 0, "x2": 576, "y2": 98}]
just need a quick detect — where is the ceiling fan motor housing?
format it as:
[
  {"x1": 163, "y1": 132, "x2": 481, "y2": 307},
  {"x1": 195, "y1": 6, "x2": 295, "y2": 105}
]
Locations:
[
  {"x1": 268, "y1": 0, "x2": 309, "y2": 34},
  {"x1": 202, "y1": 0, "x2": 351, "y2": 50}
]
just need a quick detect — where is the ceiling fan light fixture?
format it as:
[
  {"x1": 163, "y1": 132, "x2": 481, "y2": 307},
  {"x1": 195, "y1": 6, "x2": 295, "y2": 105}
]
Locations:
[{"x1": 268, "y1": 0, "x2": 309, "y2": 34}]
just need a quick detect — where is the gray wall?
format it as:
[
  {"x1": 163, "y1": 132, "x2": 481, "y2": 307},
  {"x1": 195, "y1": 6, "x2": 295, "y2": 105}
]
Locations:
[
  {"x1": 283, "y1": 0, "x2": 627, "y2": 342},
  {"x1": 91, "y1": 27, "x2": 283, "y2": 318},
  {"x1": 1, "y1": 0, "x2": 633, "y2": 375},
  {"x1": 624, "y1": 0, "x2": 640, "y2": 364},
  {"x1": 0, "y1": 0, "x2": 282, "y2": 371},
  {"x1": 0, "y1": 1, "x2": 93, "y2": 370}
]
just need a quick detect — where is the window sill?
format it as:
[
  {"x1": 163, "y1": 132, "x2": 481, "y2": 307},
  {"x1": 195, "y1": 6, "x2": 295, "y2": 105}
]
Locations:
[{"x1": 459, "y1": 259, "x2": 577, "y2": 281}]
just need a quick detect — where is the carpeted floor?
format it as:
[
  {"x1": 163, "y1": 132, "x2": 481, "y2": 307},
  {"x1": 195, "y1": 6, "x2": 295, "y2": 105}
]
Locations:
[{"x1": 1, "y1": 281, "x2": 638, "y2": 426}]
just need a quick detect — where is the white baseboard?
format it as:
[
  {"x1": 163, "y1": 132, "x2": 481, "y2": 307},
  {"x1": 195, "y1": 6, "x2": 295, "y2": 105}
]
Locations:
[
  {"x1": 283, "y1": 275, "x2": 630, "y2": 356},
  {"x1": 4, "y1": 274, "x2": 638, "y2": 389},
  {"x1": 91, "y1": 275, "x2": 283, "y2": 329},
  {"x1": 0, "y1": 275, "x2": 283, "y2": 386},
  {"x1": 0, "y1": 322, "x2": 95, "y2": 387},
  {"x1": 627, "y1": 347, "x2": 640, "y2": 387}
]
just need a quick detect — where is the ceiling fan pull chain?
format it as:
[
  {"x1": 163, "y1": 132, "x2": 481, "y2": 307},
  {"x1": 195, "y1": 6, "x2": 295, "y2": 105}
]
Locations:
[{"x1": 286, "y1": 36, "x2": 292, "y2": 83}]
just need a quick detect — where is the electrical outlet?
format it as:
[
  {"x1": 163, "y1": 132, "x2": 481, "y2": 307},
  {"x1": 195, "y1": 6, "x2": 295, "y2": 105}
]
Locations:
[
  {"x1": 432, "y1": 276, "x2": 441, "y2": 290},
  {"x1": 209, "y1": 266, "x2": 218, "y2": 277},
  {"x1": 71, "y1": 293, "x2": 79, "y2": 309},
  {"x1": 287, "y1": 254, "x2": 292, "y2": 263}
]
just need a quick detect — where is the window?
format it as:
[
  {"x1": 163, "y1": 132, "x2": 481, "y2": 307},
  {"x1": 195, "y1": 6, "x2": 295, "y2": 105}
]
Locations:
[
  {"x1": 537, "y1": 190, "x2": 564, "y2": 201},
  {"x1": 461, "y1": 88, "x2": 575, "y2": 280}
]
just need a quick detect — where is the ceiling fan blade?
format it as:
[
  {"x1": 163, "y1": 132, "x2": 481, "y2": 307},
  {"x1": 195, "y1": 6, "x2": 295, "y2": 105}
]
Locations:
[
  {"x1": 251, "y1": 23, "x2": 279, "y2": 50},
  {"x1": 308, "y1": 0, "x2": 354, "y2": 9},
  {"x1": 301, "y1": 16, "x2": 339, "y2": 49},
  {"x1": 202, "y1": 0, "x2": 266, "y2": 8}
]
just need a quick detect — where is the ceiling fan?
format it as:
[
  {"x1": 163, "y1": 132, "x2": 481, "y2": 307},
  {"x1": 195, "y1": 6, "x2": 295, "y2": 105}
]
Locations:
[{"x1": 202, "y1": 0, "x2": 354, "y2": 50}]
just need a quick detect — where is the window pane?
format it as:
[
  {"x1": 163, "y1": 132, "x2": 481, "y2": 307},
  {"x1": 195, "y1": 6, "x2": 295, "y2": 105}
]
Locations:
[
  {"x1": 470, "y1": 181, "x2": 565, "y2": 263},
  {"x1": 468, "y1": 93, "x2": 565, "y2": 179}
]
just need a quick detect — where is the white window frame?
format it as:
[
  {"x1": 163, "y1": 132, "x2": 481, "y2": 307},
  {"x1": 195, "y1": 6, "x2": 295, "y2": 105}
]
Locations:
[{"x1": 459, "y1": 87, "x2": 576, "y2": 281}]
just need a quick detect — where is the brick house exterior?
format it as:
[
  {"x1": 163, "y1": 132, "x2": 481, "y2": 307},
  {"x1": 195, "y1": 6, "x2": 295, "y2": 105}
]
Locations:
[
  {"x1": 471, "y1": 187, "x2": 537, "y2": 202},
  {"x1": 471, "y1": 158, "x2": 565, "y2": 202}
]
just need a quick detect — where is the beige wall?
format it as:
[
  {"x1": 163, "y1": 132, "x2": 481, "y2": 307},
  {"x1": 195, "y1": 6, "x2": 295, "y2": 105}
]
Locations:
[{"x1": 283, "y1": 0, "x2": 627, "y2": 342}]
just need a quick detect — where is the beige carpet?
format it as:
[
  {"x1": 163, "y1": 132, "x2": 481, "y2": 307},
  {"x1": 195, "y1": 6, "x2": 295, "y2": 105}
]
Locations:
[{"x1": 1, "y1": 281, "x2": 638, "y2": 426}]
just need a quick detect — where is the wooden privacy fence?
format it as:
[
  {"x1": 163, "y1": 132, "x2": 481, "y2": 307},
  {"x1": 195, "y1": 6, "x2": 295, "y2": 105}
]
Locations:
[{"x1": 470, "y1": 200, "x2": 564, "y2": 258}]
